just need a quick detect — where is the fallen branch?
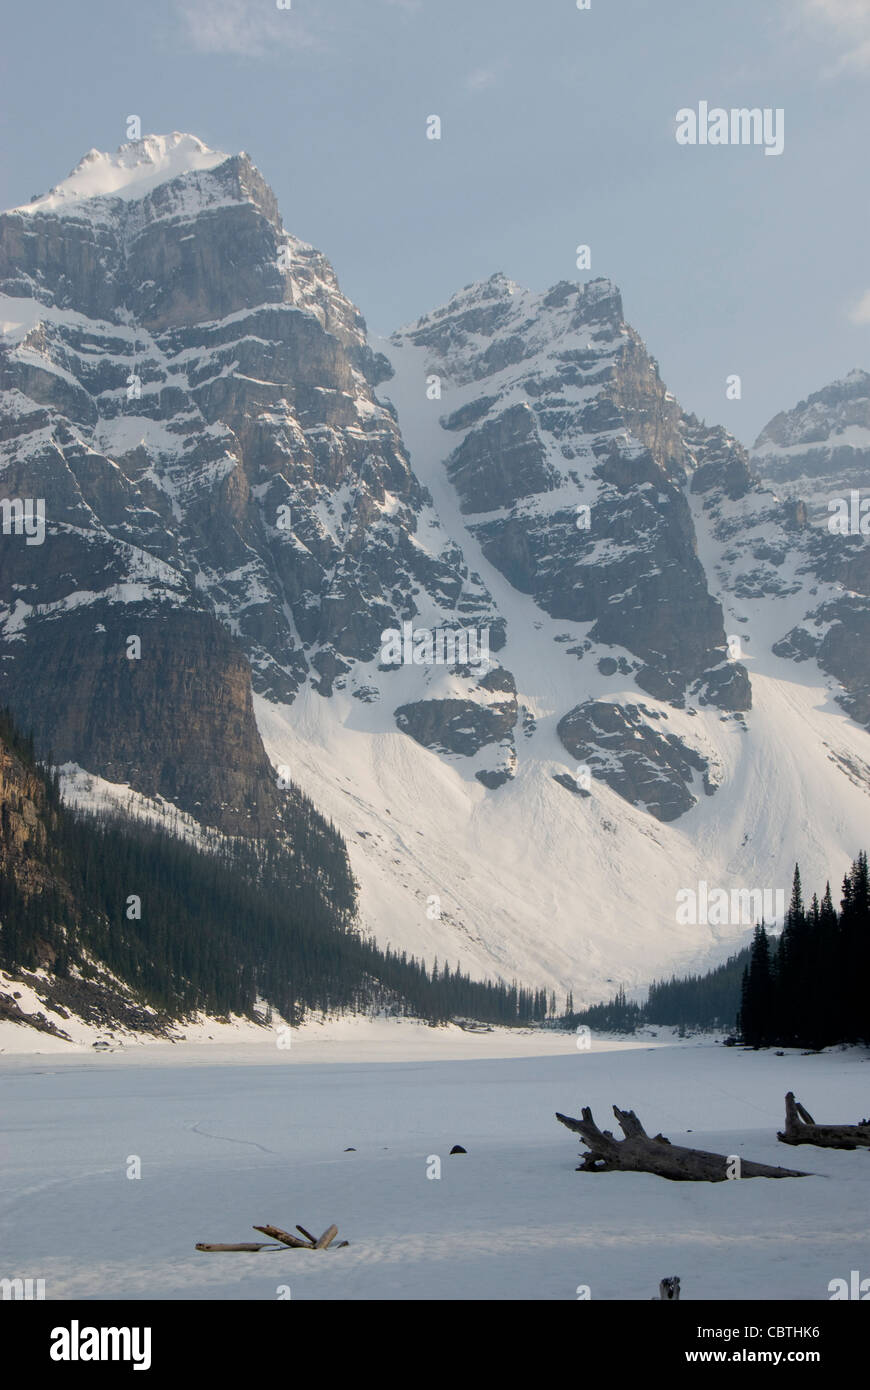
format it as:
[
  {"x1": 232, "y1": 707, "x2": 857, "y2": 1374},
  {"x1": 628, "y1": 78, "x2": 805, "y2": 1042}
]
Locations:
[
  {"x1": 254, "y1": 1224, "x2": 314, "y2": 1248},
  {"x1": 196, "y1": 1242, "x2": 282, "y2": 1252},
  {"x1": 556, "y1": 1105, "x2": 812, "y2": 1181},
  {"x1": 197, "y1": 1220, "x2": 348, "y2": 1252},
  {"x1": 197, "y1": 1220, "x2": 349, "y2": 1252},
  {"x1": 777, "y1": 1092, "x2": 870, "y2": 1150}
]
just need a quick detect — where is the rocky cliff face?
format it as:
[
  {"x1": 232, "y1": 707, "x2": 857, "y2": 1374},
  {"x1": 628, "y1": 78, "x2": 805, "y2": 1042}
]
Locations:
[
  {"x1": 383, "y1": 274, "x2": 760, "y2": 820},
  {"x1": 0, "y1": 729, "x2": 52, "y2": 895},
  {"x1": 738, "y1": 373, "x2": 870, "y2": 728},
  {"x1": 392, "y1": 274, "x2": 746, "y2": 713},
  {"x1": 752, "y1": 369, "x2": 870, "y2": 524},
  {"x1": 556, "y1": 699, "x2": 717, "y2": 823},
  {"x1": 0, "y1": 134, "x2": 497, "y2": 826}
]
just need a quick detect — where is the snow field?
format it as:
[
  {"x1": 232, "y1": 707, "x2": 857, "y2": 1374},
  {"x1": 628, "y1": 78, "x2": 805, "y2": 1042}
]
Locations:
[{"x1": 1, "y1": 1034, "x2": 868, "y2": 1301}]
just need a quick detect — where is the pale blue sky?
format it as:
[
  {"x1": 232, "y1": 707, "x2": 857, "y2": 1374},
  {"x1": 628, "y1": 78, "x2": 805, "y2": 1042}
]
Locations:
[{"x1": 1, "y1": 0, "x2": 868, "y2": 442}]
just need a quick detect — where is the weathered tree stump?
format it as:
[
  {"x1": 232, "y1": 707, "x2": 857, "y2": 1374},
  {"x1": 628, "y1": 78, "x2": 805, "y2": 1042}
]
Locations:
[
  {"x1": 777, "y1": 1092, "x2": 870, "y2": 1150},
  {"x1": 657, "y1": 1277, "x2": 680, "y2": 1301},
  {"x1": 556, "y1": 1105, "x2": 811, "y2": 1181}
]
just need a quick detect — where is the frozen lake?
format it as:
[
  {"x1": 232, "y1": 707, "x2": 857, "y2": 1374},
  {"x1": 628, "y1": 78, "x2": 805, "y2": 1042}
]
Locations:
[{"x1": 1, "y1": 1025, "x2": 868, "y2": 1300}]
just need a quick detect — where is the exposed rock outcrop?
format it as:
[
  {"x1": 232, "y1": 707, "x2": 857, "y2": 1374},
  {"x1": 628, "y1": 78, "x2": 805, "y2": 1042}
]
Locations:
[{"x1": 556, "y1": 700, "x2": 714, "y2": 822}]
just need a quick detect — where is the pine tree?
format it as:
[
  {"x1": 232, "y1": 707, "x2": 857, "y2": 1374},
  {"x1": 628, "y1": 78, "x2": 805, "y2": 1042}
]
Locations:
[
  {"x1": 740, "y1": 923, "x2": 774, "y2": 1046},
  {"x1": 776, "y1": 864, "x2": 808, "y2": 1044}
]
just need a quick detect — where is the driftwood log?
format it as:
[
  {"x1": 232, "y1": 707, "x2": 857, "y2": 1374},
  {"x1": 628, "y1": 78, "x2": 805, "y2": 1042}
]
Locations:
[
  {"x1": 197, "y1": 1221, "x2": 348, "y2": 1252},
  {"x1": 195, "y1": 1242, "x2": 283, "y2": 1252},
  {"x1": 777, "y1": 1092, "x2": 870, "y2": 1150},
  {"x1": 254, "y1": 1224, "x2": 313, "y2": 1249},
  {"x1": 556, "y1": 1105, "x2": 812, "y2": 1181}
]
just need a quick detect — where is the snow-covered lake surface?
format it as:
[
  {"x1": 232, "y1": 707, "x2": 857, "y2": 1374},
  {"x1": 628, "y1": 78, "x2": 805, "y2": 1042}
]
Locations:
[{"x1": 1, "y1": 1023, "x2": 868, "y2": 1301}]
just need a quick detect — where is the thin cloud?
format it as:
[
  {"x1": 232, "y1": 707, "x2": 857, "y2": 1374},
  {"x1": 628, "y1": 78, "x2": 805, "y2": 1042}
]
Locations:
[
  {"x1": 466, "y1": 68, "x2": 498, "y2": 92},
  {"x1": 848, "y1": 290, "x2": 870, "y2": 325},
  {"x1": 173, "y1": 0, "x2": 420, "y2": 57},
  {"x1": 464, "y1": 59, "x2": 511, "y2": 94},
  {"x1": 173, "y1": 0, "x2": 320, "y2": 58},
  {"x1": 795, "y1": 0, "x2": 870, "y2": 71}
]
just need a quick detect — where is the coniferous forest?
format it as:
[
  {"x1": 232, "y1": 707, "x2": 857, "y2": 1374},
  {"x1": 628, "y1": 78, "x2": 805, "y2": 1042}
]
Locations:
[
  {"x1": 562, "y1": 951, "x2": 750, "y2": 1036},
  {"x1": 0, "y1": 709, "x2": 553, "y2": 1029},
  {"x1": 739, "y1": 857, "x2": 870, "y2": 1050},
  {"x1": 564, "y1": 854, "x2": 870, "y2": 1050}
]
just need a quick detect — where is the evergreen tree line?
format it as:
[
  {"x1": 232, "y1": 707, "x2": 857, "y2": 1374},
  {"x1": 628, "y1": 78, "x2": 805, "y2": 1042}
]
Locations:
[
  {"x1": 739, "y1": 856, "x2": 870, "y2": 1049},
  {"x1": 561, "y1": 851, "x2": 870, "y2": 1049},
  {"x1": 0, "y1": 711, "x2": 554, "y2": 1027},
  {"x1": 560, "y1": 951, "x2": 750, "y2": 1035}
]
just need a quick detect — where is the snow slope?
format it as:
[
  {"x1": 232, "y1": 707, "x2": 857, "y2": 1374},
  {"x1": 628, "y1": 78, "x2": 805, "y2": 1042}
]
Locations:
[{"x1": 252, "y1": 335, "x2": 870, "y2": 1003}]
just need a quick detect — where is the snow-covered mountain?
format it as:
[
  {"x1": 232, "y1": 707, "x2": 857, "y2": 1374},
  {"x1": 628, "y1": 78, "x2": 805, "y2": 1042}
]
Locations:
[
  {"x1": 0, "y1": 132, "x2": 499, "y2": 835},
  {"x1": 752, "y1": 369, "x2": 870, "y2": 525},
  {"x1": 3, "y1": 134, "x2": 870, "y2": 1002}
]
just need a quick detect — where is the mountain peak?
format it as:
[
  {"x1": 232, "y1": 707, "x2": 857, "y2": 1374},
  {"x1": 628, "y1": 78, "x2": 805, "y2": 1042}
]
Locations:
[
  {"x1": 10, "y1": 133, "x2": 229, "y2": 216},
  {"x1": 393, "y1": 272, "x2": 626, "y2": 355},
  {"x1": 400, "y1": 271, "x2": 521, "y2": 330},
  {"x1": 754, "y1": 366, "x2": 870, "y2": 452}
]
